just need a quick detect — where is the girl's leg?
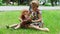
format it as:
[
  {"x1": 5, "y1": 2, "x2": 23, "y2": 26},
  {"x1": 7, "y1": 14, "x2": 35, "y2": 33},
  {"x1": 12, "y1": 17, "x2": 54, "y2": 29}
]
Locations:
[
  {"x1": 6, "y1": 24, "x2": 21, "y2": 29},
  {"x1": 39, "y1": 22, "x2": 44, "y2": 28},
  {"x1": 9, "y1": 24, "x2": 18, "y2": 28},
  {"x1": 29, "y1": 24, "x2": 49, "y2": 32},
  {"x1": 38, "y1": 20, "x2": 44, "y2": 28},
  {"x1": 9, "y1": 24, "x2": 18, "y2": 27},
  {"x1": 14, "y1": 24, "x2": 21, "y2": 29},
  {"x1": 6, "y1": 24, "x2": 18, "y2": 29}
]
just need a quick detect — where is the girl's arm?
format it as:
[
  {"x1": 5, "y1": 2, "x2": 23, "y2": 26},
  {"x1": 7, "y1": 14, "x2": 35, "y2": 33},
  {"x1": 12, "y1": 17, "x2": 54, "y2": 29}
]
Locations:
[
  {"x1": 18, "y1": 18, "x2": 28, "y2": 22},
  {"x1": 34, "y1": 11, "x2": 42, "y2": 22},
  {"x1": 18, "y1": 18, "x2": 22, "y2": 22},
  {"x1": 35, "y1": 14, "x2": 42, "y2": 22}
]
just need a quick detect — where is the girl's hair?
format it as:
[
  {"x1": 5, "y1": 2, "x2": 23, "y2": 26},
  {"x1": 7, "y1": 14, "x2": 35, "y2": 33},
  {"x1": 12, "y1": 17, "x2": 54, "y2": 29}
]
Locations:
[
  {"x1": 21, "y1": 9, "x2": 29, "y2": 20},
  {"x1": 22, "y1": 9, "x2": 29, "y2": 15},
  {"x1": 30, "y1": 1, "x2": 39, "y2": 7}
]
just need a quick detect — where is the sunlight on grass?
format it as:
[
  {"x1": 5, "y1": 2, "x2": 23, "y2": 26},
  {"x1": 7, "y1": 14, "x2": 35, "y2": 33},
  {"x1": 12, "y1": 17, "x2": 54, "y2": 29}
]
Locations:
[{"x1": 0, "y1": 10, "x2": 60, "y2": 34}]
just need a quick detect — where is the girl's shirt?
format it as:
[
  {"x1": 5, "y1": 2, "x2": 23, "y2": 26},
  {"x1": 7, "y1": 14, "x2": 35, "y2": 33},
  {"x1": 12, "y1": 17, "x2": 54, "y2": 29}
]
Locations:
[{"x1": 30, "y1": 9, "x2": 41, "y2": 20}]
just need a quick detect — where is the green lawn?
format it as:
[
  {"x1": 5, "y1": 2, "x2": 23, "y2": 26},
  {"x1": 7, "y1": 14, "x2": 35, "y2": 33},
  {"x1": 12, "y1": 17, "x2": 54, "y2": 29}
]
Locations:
[{"x1": 0, "y1": 10, "x2": 60, "y2": 34}]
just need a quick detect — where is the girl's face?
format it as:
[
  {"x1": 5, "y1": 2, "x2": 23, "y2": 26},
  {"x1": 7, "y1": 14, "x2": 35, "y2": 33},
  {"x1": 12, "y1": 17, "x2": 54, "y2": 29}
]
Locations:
[
  {"x1": 24, "y1": 11, "x2": 29, "y2": 15},
  {"x1": 31, "y1": 3, "x2": 38, "y2": 10},
  {"x1": 33, "y1": 6, "x2": 38, "y2": 10}
]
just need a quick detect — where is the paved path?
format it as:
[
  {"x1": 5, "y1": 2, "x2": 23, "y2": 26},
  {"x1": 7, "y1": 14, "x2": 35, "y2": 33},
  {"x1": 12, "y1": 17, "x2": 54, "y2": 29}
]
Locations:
[{"x1": 0, "y1": 6, "x2": 60, "y2": 11}]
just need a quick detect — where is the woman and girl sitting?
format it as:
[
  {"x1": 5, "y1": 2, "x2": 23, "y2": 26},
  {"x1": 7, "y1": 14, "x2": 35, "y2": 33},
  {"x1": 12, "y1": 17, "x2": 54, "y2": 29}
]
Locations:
[{"x1": 6, "y1": 1, "x2": 49, "y2": 32}]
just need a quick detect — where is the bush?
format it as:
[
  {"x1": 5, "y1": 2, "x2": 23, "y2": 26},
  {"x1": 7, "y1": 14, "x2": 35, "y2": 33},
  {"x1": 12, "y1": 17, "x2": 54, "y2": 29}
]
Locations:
[
  {"x1": 44, "y1": 3, "x2": 51, "y2": 6},
  {"x1": 0, "y1": 0, "x2": 2, "y2": 6},
  {"x1": 0, "y1": 2, "x2": 2, "y2": 6}
]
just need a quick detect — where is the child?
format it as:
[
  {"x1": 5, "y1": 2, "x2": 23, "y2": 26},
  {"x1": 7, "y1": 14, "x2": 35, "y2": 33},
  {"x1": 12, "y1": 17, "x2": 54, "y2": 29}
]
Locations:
[
  {"x1": 19, "y1": 9, "x2": 32, "y2": 28},
  {"x1": 6, "y1": 9, "x2": 32, "y2": 29},
  {"x1": 28, "y1": 1, "x2": 49, "y2": 31},
  {"x1": 29, "y1": 0, "x2": 43, "y2": 28}
]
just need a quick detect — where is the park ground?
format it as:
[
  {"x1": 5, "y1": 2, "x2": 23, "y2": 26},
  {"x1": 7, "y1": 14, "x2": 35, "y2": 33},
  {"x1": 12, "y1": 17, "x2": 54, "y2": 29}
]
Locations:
[{"x1": 0, "y1": 10, "x2": 60, "y2": 34}]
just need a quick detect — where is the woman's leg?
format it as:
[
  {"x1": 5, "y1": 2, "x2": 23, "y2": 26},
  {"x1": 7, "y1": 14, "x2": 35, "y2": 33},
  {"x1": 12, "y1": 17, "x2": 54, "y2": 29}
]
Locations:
[{"x1": 29, "y1": 24, "x2": 49, "y2": 32}]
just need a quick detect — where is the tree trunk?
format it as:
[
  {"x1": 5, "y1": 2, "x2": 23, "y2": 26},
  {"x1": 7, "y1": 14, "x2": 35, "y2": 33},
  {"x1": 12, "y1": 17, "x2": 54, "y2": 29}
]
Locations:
[{"x1": 50, "y1": 0, "x2": 54, "y2": 6}]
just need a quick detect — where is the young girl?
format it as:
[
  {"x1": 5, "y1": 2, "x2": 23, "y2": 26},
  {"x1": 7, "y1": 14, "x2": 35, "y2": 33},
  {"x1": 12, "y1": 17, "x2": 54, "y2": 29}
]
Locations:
[
  {"x1": 28, "y1": 1, "x2": 49, "y2": 31},
  {"x1": 6, "y1": 9, "x2": 32, "y2": 29},
  {"x1": 19, "y1": 9, "x2": 32, "y2": 28},
  {"x1": 29, "y1": 1, "x2": 43, "y2": 27}
]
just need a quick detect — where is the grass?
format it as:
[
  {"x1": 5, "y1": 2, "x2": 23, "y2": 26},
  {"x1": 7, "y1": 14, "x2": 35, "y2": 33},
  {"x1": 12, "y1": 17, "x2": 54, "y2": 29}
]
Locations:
[{"x1": 0, "y1": 10, "x2": 60, "y2": 34}]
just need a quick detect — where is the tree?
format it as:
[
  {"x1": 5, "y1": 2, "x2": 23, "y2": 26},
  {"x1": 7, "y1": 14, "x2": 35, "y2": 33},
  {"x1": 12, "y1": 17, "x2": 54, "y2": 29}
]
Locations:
[
  {"x1": 0, "y1": 0, "x2": 2, "y2": 5},
  {"x1": 50, "y1": 0, "x2": 59, "y2": 6},
  {"x1": 2, "y1": 0, "x2": 10, "y2": 5},
  {"x1": 50, "y1": 0, "x2": 54, "y2": 6}
]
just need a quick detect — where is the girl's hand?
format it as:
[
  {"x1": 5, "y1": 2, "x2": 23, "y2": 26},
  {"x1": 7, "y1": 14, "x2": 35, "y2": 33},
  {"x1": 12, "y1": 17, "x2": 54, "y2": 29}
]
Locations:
[
  {"x1": 32, "y1": 20, "x2": 37, "y2": 22},
  {"x1": 32, "y1": 20, "x2": 34, "y2": 22},
  {"x1": 32, "y1": 20, "x2": 39, "y2": 23}
]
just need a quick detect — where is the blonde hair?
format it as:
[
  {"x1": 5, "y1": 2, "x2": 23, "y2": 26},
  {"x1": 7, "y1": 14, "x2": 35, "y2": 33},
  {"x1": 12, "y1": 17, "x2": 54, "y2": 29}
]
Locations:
[{"x1": 30, "y1": 0, "x2": 39, "y2": 6}]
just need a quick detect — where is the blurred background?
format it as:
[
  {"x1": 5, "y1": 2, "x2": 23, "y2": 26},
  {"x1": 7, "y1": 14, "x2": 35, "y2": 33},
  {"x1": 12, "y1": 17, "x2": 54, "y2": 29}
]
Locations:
[{"x1": 0, "y1": 0, "x2": 60, "y2": 6}]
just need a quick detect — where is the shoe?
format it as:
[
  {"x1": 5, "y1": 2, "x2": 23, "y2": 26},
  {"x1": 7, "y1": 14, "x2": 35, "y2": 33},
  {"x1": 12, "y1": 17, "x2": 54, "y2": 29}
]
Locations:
[{"x1": 6, "y1": 25, "x2": 9, "y2": 29}]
